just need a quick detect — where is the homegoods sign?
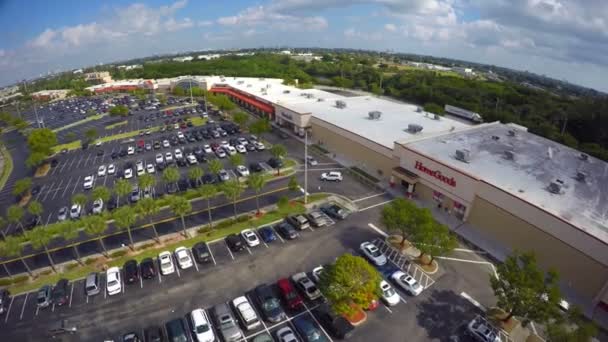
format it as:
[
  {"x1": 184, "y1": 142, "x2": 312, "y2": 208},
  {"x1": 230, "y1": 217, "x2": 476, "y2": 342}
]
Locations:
[{"x1": 414, "y1": 161, "x2": 456, "y2": 187}]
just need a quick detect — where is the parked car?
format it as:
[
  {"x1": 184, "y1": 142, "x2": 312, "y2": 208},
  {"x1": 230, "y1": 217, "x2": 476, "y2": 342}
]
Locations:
[
  {"x1": 192, "y1": 242, "x2": 212, "y2": 264},
  {"x1": 108, "y1": 164, "x2": 116, "y2": 175},
  {"x1": 57, "y1": 206, "x2": 68, "y2": 221},
  {"x1": 47, "y1": 319, "x2": 78, "y2": 339},
  {"x1": 97, "y1": 165, "x2": 106, "y2": 177},
  {"x1": 391, "y1": 270, "x2": 423, "y2": 296},
  {"x1": 249, "y1": 162, "x2": 263, "y2": 173},
  {"x1": 106, "y1": 267, "x2": 122, "y2": 296},
  {"x1": 143, "y1": 326, "x2": 165, "y2": 342},
  {"x1": 36, "y1": 285, "x2": 52, "y2": 308},
  {"x1": 380, "y1": 280, "x2": 400, "y2": 306},
  {"x1": 292, "y1": 273, "x2": 322, "y2": 300},
  {"x1": 306, "y1": 156, "x2": 318, "y2": 166},
  {"x1": 268, "y1": 157, "x2": 283, "y2": 169},
  {"x1": 252, "y1": 333, "x2": 273, "y2": 342},
  {"x1": 316, "y1": 303, "x2": 354, "y2": 339},
  {"x1": 320, "y1": 171, "x2": 342, "y2": 182},
  {"x1": 165, "y1": 317, "x2": 192, "y2": 342},
  {"x1": 213, "y1": 302, "x2": 243, "y2": 342},
  {"x1": 0, "y1": 289, "x2": 11, "y2": 315},
  {"x1": 83, "y1": 175, "x2": 95, "y2": 189},
  {"x1": 276, "y1": 326, "x2": 298, "y2": 342},
  {"x1": 122, "y1": 332, "x2": 142, "y2": 342},
  {"x1": 174, "y1": 246, "x2": 193, "y2": 269},
  {"x1": 218, "y1": 169, "x2": 230, "y2": 181},
  {"x1": 232, "y1": 296, "x2": 261, "y2": 331},
  {"x1": 140, "y1": 258, "x2": 156, "y2": 280},
  {"x1": 467, "y1": 316, "x2": 501, "y2": 342},
  {"x1": 52, "y1": 279, "x2": 69, "y2": 306},
  {"x1": 92, "y1": 198, "x2": 104, "y2": 214},
  {"x1": 306, "y1": 211, "x2": 328, "y2": 227},
  {"x1": 146, "y1": 163, "x2": 156, "y2": 174},
  {"x1": 84, "y1": 272, "x2": 101, "y2": 296},
  {"x1": 254, "y1": 284, "x2": 286, "y2": 323},
  {"x1": 258, "y1": 226, "x2": 277, "y2": 243},
  {"x1": 69, "y1": 204, "x2": 82, "y2": 219},
  {"x1": 226, "y1": 234, "x2": 244, "y2": 252},
  {"x1": 293, "y1": 315, "x2": 329, "y2": 342},
  {"x1": 359, "y1": 241, "x2": 387, "y2": 266},
  {"x1": 320, "y1": 204, "x2": 349, "y2": 220},
  {"x1": 236, "y1": 165, "x2": 249, "y2": 177},
  {"x1": 190, "y1": 308, "x2": 215, "y2": 342},
  {"x1": 124, "y1": 168, "x2": 133, "y2": 179},
  {"x1": 241, "y1": 229, "x2": 260, "y2": 247},
  {"x1": 275, "y1": 222, "x2": 299, "y2": 240},
  {"x1": 286, "y1": 215, "x2": 310, "y2": 230},
  {"x1": 277, "y1": 278, "x2": 303, "y2": 310},
  {"x1": 124, "y1": 260, "x2": 139, "y2": 285},
  {"x1": 312, "y1": 266, "x2": 324, "y2": 283},
  {"x1": 159, "y1": 251, "x2": 175, "y2": 275}
]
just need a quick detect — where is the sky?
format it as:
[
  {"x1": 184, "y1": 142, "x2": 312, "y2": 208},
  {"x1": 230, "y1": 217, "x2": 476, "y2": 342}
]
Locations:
[{"x1": 1, "y1": 0, "x2": 607, "y2": 92}]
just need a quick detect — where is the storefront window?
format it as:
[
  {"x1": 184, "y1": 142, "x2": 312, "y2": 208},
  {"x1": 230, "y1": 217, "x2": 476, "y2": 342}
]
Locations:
[
  {"x1": 453, "y1": 201, "x2": 466, "y2": 220},
  {"x1": 433, "y1": 191, "x2": 444, "y2": 203}
]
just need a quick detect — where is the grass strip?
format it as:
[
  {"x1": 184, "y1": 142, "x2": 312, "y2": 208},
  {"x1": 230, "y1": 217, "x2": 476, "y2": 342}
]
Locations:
[
  {"x1": 52, "y1": 114, "x2": 106, "y2": 133},
  {"x1": 190, "y1": 116, "x2": 207, "y2": 127},
  {"x1": 0, "y1": 145, "x2": 14, "y2": 191},
  {"x1": 105, "y1": 120, "x2": 128, "y2": 130},
  {"x1": 51, "y1": 140, "x2": 82, "y2": 153}
]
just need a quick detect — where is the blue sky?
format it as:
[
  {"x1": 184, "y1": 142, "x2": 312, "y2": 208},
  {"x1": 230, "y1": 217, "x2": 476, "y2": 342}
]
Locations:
[{"x1": 1, "y1": 0, "x2": 607, "y2": 92}]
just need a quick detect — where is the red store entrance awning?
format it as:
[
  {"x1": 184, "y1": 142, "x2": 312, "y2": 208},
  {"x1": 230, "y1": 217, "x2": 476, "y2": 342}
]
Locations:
[{"x1": 210, "y1": 87, "x2": 275, "y2": 114}]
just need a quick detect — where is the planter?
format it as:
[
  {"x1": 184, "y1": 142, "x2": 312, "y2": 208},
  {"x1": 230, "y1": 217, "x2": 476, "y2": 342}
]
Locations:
[
  {"x1": 488, "y1": 307, "x2": 519, "y2": 333},
  {"x1": 343, "y1": 308, "x2": 367, "y2": 326},
  {"x1": 414, "y1": 255, "x2": 439, "y2": 274}
]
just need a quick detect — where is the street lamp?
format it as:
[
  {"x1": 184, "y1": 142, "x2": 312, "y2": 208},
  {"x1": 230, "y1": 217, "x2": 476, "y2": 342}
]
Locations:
[{"x1": 304, "y1": 129, "x2": 308, "y2": 204}]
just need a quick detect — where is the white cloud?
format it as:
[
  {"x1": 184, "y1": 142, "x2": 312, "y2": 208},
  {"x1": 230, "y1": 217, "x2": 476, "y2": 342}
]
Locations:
[
  {"x1": 344, "y1": 27, "x2": 383, "y2": 41},
  {"x1": 217, "y1": 5, "x2": 328, "y2": 31},
  {"x1": 165, "y1": 17, "x2": 194, "y2": 32},
  {"x1": 198, "y1": 20, "x2": 213, "y2": 27},
  {"x1": 29, "y1": 28, "x2": 58, "y2": 48},
  {"x1": 384, "y1": 23, "x2": 397, "y2": 32}
]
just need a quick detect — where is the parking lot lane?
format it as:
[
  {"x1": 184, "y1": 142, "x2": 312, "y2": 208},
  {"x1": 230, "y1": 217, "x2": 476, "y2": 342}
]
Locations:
[{"x1": 3, "y1": 295, "x2": 14, "y2": 323}]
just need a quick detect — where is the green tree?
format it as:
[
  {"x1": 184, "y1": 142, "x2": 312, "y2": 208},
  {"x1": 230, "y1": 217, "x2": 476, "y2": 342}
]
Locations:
[
  {"x1": 167, "y1": 195, "x2": 192, "y2": 237},
  {"x1": 82, "y1": 215, "x2": 108, "y2": 256},
  {"x1": 270, "y1": 144, "x2": 287, "y2": 175},
  {"x1": 109, "y1": 105, "x2": 129, "y2": 116},
  {"x1": 136, "y1": 197, "x2": 161, "y2": 243},
  {"x1": 172, "y1": 87, "x2": 186, "y2": 96},
  {"x1": 72, "y1": 193, "x2": 89, "y2": 208},
  {"x1": 381, "y1": 199, "x2": 434, "y2": 248},
  {"x1": 27, "y1": 200, "x2": 44, "y2": 219},
  {"x1": 157, "y1": 94, "x2": 167, "y2": 105},
  {"x1": 92, "y1": 186, "x2": 111, "y2": 205},
  {"x1": 162, "y1": 166, "x2": 180, "y2": 184},
  {"x1": 1, "y1": 236, "x2": 32, "y2": 276},
  {"x1": 423, "y1": 102, "x2": 445, "y2": 116},
  {"x1": 198, "y1": 184, "x2": 218, "y2": 228},
  {"x1": 138, "y1": 173, "x2": 156, "y2": 190},
  {"x1": 229, "y1": 153, "x2": 244, "y2": 170},
  {"x1": 187, "y1": 166, "x2": 204, "y2": 186},
  {"x1": 490, "y1": 251, "x2": 561, "y2": 325},
  {"x1": 13, "y1": 177, "x2": 32, "y2": 197},
  {"x1": 546, "y1": 307, "x2": 598, "y2": 342},
  {"x1": 26, "y1": 152, "x2": 48, "y2": 168},
  {"x1": 208, "y1": 159, "x2": 223, "y2": 176},
  {"x1": 221, "y1": 180, "x2": 244, "y2": 219},
  {"x1": 319, "y1": 254, "x2": 382, "y2": 316},
  {"x1": 277, "y1": 196, "x2": 289, "y2": 217},
  {"x1": 112, "y1": 206, "x2": 137, "y2": 249},
  {"x1": 288, "y1": 176, "x2": 299, "y2": 192},
  {"x1": 84, "y1": 128, "x2": 98, "y2": 142},
  {"x1": 114, "y1": 179, "x2": 132, "y2": 205},
  {"x1": 248, "y1": 118, "x2": 271, "y2": 136},
  {"x1": 233, "y1": 112, "x2": 249, "y2": 128},
  {"x1": 247, "y1": 173, "x2": 267, "y2": 214},
  {"x1": 0, "y1": 238, "x2": 13, "y2": 277},
  {"x1": 25, "y1": 226, "x2": 57, "y2": 272},
  {"x1": 7, "y1": 205, "x2": 25, "y2": 234},
  {"x1": 57, "y1": 220, "x2": 83, "y2": 264},
  {"x1": 410, "y1": 221, "x2": 457, "y2": 264},
  {"x1": 27, "y1": 128, "x2": 57, "y2": 155}
]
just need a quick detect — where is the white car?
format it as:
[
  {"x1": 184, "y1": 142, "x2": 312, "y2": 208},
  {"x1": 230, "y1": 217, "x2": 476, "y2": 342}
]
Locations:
[
  {"x1": 127, "y1": 146, "x2": 135, "y2": 155},
  {"x1": 177, "y1": 131, "x2": 185, "y2": 139},
  {"x1": 232, "y1": 296, "x2": 261, "y2": 331},
  {"x1": 69, "y1": 204, "x2": 82, "y2": 219},
  {"x1": 97, "y1": 165, "x2": 106, "y2": 177},
  {"x1": 220, "y1": 141, "x2": 230, "y2": 149},
  {"x1": 163, "y1": 140, "x2": 170, "y2": 148},
  {"x1": 306, "y1": 156, "x2": 318, "y2": 166},
  {"x1": 136, "y1": 163, "x2": 145, "y2": 176},
  {"x1": 146, "y1": 163, "x2": 155, "y2": 174},
  {"x1": 159, "y1": 251, "x2": 175, "y2": 275},
  {"x1": 467, "y1": 316, "x2": 501, "y2": 342},
  {"x1": 254, "y1": 141, "x2": 265, "y2": 151},
  {"x1": 237, "y1": 137, "x2": 248, "y2": 145},
  {"x1": 312, "y1": 265, "x2": 324, "y2": 283},
  {"x1": 190, "y1": 308, "x2": 216, "y2": 342},
  {"x1": 241, "y1": 229, "x2": 260, "y2": 247},
  {"x1": 203, "y1": 144, "x2": 212, "y2": 153},
  {"x1": 107, "y1": 164, "x2": 116, "y2": 175},
  {"x1": 187, "y1": 155, "x2": 198, "y2": 165},
  {"x1": 391, "y1": 270, "x2": 423, "y2": 296},
  {"x1": 92, "y1": 198, "x2": 104, "y2": 214},
  {"x1": 276, "y1": 326, "x2": 298, "y2": 342},
  {"x1": 174, "y1": 247, "x2": 193, "y2": 269},
  {"x1": 124, "y1": 168, "x2": 133, "y2": 179},
  {"x1": 380, "y1": 280, "x2": 400, "y2": 306},
  {"x1": 95, "y1": 141, "x2": 102, "y2": 147},
  {"x1": 175, "y1": 149, "x2": 183, "y2": 159},
  {"x1": 136, "y1": 160, "x2": 144, "y2": 170},
  {"x1": 165, "y1": 152, "x2": 174, "y2": 163},
  {"x1": 83, "y1": 175, "x2": 95, "y2": 189},
  {"x1": 218, "y1": 169, "x2": 230, "y2": 181},
  {"x1": 106, "y1": 267, "x2": 122, "y2": 296},
  {"x1": 215, "y1": 148, "x2": 227, "y2": 158},
  {"x1": 320, "y1": 171, "x2": 343, "y2": 182},
  {"x1": 155, "y1": 153, "x2": 164, "y2": 164},
  {"x1": 360, "y1": 241, "x2": 387, "y2": 266},
  {"x1": 235, "y1": 144, "x2": 247, "y2": 154},
  {"x1": 236, "y1": 165, "x2": 249, "y2": 177},
  {"x1": 225, "y1": 145, "x2": 237, "y2": 155}
]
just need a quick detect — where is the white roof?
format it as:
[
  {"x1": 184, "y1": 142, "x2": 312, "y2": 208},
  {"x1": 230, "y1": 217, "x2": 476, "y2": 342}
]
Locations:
[{"x1": 407, "y1": 122, "x2": 608, "y2": 244}]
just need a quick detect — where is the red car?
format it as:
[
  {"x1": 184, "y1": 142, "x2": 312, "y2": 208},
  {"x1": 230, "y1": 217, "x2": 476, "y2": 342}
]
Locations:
[
  {"x1": 137, "y1": 140, "x2": 145, "y2": 148},
  {"x1": 277, "y1": 278, "x2": 303, "y2": 310}
]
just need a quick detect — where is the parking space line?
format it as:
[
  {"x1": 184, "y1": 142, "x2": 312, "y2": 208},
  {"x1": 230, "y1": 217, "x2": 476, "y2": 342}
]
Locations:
[
  {"x1": 84, "y1": 153, "x2": 92, "y2": 167},
  {"x1": 246, "y1": 246, "x2": 252, "y2": 255},
  {"x1": 35, "y1": 304, "x2": 39, "y2": 316},
  {"x1": 140, "y1": 276, "x2": 143, "y2": 289},
  {"x1": 302, "y1": 302, "x2": 334, "y2": 342},
  {"x1": 382, "y1": 304, "x2": 393, "y2": 314},
  {"x1": 68, "y1": 282, "x2": 74, "y2": 307},
  {"x1": 157, "y1": 268, "x2": 162, "y2": 284},
  {"x1": 104, "y1": 286, "x2": 107, "y2": 299},
  {"x1": 4, "y1": 296, "x2": 14, "y2": 323},
  {"x1": 75, "y1": 156, "x2": 83, "y2": 169},
  {"x1": 225, "y1": 241, "x2": 235, "y2": 260},
  {"x1": 71, "y1": 176, "x2": 81, "y2": 195},
  {"x1": 208, "y1": 244, "x2": 217, "y2": 266},
  {"x1": 62, "y1": 177, "x2": 73, "y2": 198},
  {"x1": 19, "y1": 293, "x2": 28, "y2": 320},
  {"x1": 175, "y1": 264, "x2": 181, "y2": 278},
  {"x1": 192, "y1": 252, "x2": 200, "y2": 272},
  {"x1": 49, "y1": 179, "x2": 64, "y2": 201},
  {"x1": 86, "y1": 294, "x2": 89, "y2": 304},
  {"x1": 273, "y1": 226, "x2": 285, "y2": 243},
  {"x1": 34, "y1": 184, "x2": 47, "y2": 201},
  {"x1": 51, "y1": 303, "x2": 55, "y2": 312}
]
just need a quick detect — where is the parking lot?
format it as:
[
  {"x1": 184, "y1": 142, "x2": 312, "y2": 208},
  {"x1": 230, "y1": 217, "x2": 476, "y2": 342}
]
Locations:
[{"x1": 0, "y1": 202, "x2": 498, "y2": 342}]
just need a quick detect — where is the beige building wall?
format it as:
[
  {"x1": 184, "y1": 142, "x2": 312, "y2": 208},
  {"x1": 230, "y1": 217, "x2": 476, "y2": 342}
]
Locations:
[
  {"x1": 274, "y1": 104, "x2": 312, "y2": 135},
  {"x1": 468, "y1": 196, "x2": 608, "y2": 302},
  {"x1": 310, "y1": 119, "x2": 396, "y2": 180}
]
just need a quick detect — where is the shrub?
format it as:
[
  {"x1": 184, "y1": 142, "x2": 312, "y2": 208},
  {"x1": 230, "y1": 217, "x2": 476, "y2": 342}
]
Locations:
[
  {"x1": 0, "y1": 278, "x2": 12, "y2": 286},
  {"x1": 197, "y1": 226, "x2": 212, "y2": 234},
  {"x1": 137, "y1": 243, "x2": 156, "y2": 251},
  {"x1": 39, "y1": 269, "x2": 52, "y2": 276},
  {"x1": 12, "y1": 275, "x2": 29, "y2": 284},
  {"x1": 65, "y1": 263, "x2": 79, "y2": 271},
  {"x1": 84, "y1": 258, "x2": 98, "y2": 265},
  {"x1": 109, "y1": 250, "x2": 127, "y2": 258}
]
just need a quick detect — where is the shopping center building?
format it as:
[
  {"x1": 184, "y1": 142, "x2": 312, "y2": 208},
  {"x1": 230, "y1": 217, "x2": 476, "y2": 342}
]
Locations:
[{"x1": 89, "y1": 76, "x2": 608, "y2": 314}]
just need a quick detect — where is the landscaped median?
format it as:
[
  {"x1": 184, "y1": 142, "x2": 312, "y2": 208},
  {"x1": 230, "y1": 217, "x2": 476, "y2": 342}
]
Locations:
[
  {"x1": 105, "y1": 120, "x2": 128, "y2": 130},
  {"x1": 51, "y1": 125, "x2": 163, "y2": 153},
  {"x1": 52, "y1": 113, "x2": 106, "y2": 133},
  {"x1": 0, "y1": 144, "x2": 14, "y2": 191}
]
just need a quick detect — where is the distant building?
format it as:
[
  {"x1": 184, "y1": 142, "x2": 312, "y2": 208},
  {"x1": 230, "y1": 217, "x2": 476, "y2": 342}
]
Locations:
[
  {"x1": 84, "y1": 71, "x2": 113, "y2": 84},
  {"x1": 117, "y1": 65, "x2": 142, "y2": 71},
  {"x1": 172, "y1": 56, "x2": 194, "y2": 62},
  {"x1": 73, "y1": 69, "x2": 83, "y2": 74},
  {"x1": 453, "y1": 67, "x2": 475, "y2": 77},
  {"x1": 31, "y1": 89, "x2": 70, "y2": 101},
  {"x1": 197, "y1": 54, "x2": 220, "y2": 60}
]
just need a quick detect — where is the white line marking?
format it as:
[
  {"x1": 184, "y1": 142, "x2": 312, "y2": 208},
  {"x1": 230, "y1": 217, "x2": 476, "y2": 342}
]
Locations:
[
  {"x1": 367, "y1": 223, "x2": 388, "y2": 237},
  {"x1": 71, "y1": 176, "x2": 81, "y2": 195},
  {"x1": 51, "y1": 303, "x2": 55, "y2": 312},
  {"x1": 382, "y1": 304, "x2": 393, "y2": 314},
  {"x1": 358, "y1": 200, "x2": 394, "y2": 212},
  {"x1": 453, "y1": 248, "x2": 488, "y2": 254},
  {"x1": 460, "y1": 292, "x2": 486, "y2": 311},
  {"x1": 225, "y1": 241, "x2": 235, "y2": 260},
  {"x1": 140, "y1": 276, "x2": 143, "y2": 289},
  {"x1": 157, "y1": 267, "x2": 162, "y2": 284},
  {"x1": 353, "y1": 192, "x2": 386, "y2": 203},
  {"x1": 86, "y1": 294, "x2": 89, "y2": 304},
  {"x1": 435, "y1": 256, "x2": 499, "y2": 278},
  {"x1": 4, "y1": 296, "x2": 14, "y2": 323},
  {"x1": 303, "y1": 302, "x2": 334, "y2": 342},
  {"x1": 246, "y1": 246, "x2": 252, "y2": 255},
  {"x1": 68, "y1": 282, "x2": 74, "y2": 307},
  {"x1": 207, "y1": 244, "x2": 217, "y2": 266},
  {"x1": 35, "y1": 305, "x2": 39, "y2": 316},
  {"x1": 19, "y1": 293, "x2": 28, "y2": 320}
]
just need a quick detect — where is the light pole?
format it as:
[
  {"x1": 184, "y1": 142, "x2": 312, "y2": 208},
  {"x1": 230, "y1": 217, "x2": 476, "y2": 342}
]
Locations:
[
  {"x1": 304, "y1": 129, "x2": 308, "y2": 204},
  {"x1": 189, "y1": 78, "x2": 194, "y2": 105},
  {"x1": 23, "y1": 80, "x2": 41, "y2": 128}
]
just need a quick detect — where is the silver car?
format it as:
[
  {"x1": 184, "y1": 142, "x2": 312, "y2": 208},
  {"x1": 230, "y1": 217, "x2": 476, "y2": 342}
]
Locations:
[
  {"x1": 360, "y1": 241, "x2": 387, "y2": 266},
  {"x1": 213, "y1": 303, "x2": 243, "y2": 342}
]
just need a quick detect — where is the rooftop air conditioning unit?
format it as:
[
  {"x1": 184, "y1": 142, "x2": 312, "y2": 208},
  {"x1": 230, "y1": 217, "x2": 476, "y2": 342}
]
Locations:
[
  {"x1": 579, "y1": 153, "x2": 589, "y2": 161},
  {"x1": 283, "y1": 90, "x2": 290, "y2": 94},
  {"x1": 237, "y1": 80, "x2": 244, "y2": 84},
  {"x1": 317, "y1": 98, "x2": 324, "y2": 102},
  {"x1": 576, "y1": 171, "x2": 587, "y2": 182},
  {"x1": 247, "y1": 84, "x2": 252, "y2": 87},
  {"x1": 416, "y1": 106, "x2": 423, "y2": 113},
  {"x1": 507, "y1": 130, "x2": 516, "y2": 137},
  {"x1": 455, "y1": 149, "x2": 471, "y2": 163},
  {"x1": 433, "y1": 114, "x2": 441, "y2": 120},
  {"x1": 368, "y1": 111, "x2": 382, "y2": 120},
  {"x1": 407, "y1": 124, "x2": 423, "y2": 133},
  {"x1": 336, "y1": 100, "x2": 347, "y2": 109},
  {"x1": 492, "y1": 135, "x2": 500, "y2": 141},
  {"x1": 548, "y1": 181, "x2": 562, "y2": 194},
  {"x1": 504, "y1": 150, "x2": 515, "y2": 160}
]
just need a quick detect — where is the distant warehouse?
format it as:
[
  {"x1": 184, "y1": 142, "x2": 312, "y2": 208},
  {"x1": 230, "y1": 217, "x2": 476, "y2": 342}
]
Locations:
[{"x1": 444, "y1": 104, "x2": 483, "y2": 124}]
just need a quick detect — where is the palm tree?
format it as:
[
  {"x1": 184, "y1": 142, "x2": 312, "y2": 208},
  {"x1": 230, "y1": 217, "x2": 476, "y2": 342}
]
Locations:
[
  {"x1": 270, "y1": 144, "x2": 287, "y2": 175},
  {"x1": 136, "y1": 198, "x2": 161, "y2": 243},
  {"x1": 112, "y1": 206, "x2": 137, "y2": 249},
  {"x1": 82, "y1": 215, "x2": 108, "y2": 256},
  {"x1": 2, "y1": 235, "x2": 32, "y2": 276},
  {"x1": 138, "y1": 173, "x2": 156, "y2": 191},
  {"x1": 92, "y1": 186, "x2": 111, "y2": 207},
  {"x1": 0, "y1": 239, "x2": 13, "y2": 277},
  {"x1": 188, "y1": 166, "x2": 204, "y2": 186},
  {"x1": 198, "y1": 184, "x2": 218, "y2": 228},
  {"x1": 208, "y1": 159, "x2": 222, "y2": 177},
  {"x1": 25, "y1": 226, "x2": 57, "y2": 272},
  {"x1": 221, "y1": 180, "x2": 244, "y2": 219},
  {"x1": 167, "y1": 195, "x2": 192, "y2": 237},
  {"x1": 229, "y1": 153, "x2": 244, "y2": 170},
  {"x1": 27, "y1": 200, "x2": 44, "y2": 221},
  {"x1": 0, "y1": 216, "x2": 7, "y2": 239},
  {"x1": 162, "y1": 166, "x2": 180, "y2": 185},
  {"x1": 247, "y1": 173, "x2": 267, "y2": 215},
  {"x1": 12, "y1": 177, "x2": 32, "y2": 198},
  {"x1": 7, "y1": 205, "x2": 25, "y2": 234},
  {"x1": 58, "y1": 220, "x2": 83, "y2": 264},
  {"x1": 114, "y1": 179, "x2": 131, "y2": 206},
  {"x1": 72, "y1": 193, "x2": 88, "y2": 209}
]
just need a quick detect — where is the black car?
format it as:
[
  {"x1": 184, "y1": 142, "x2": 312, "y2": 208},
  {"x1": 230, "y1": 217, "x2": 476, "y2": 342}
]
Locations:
[
  {"x1": 153, "y1": 141, "x2": 161, "y2": 149},
  {"x1": 119, "y1": 149, "x2": 127, "y2": 157},
  {"x1": 52, "y1": 279, "x2": 69, "y2": 306},
  {"x1": 123, "y1": 260, "x2": 139, "y2": 284},
  {"x1": 201, "y1": 174, "x2": 216, "y2": 184},
  {"x1": 50, "y1": 159, "x2": 59, "y2": 167},
  {"x1": 226, "y1": 234, "x2": 245, "y2": 252},
  {"x1": 122, "y1": 332, "x2": 142, "y2": 342},
  {"x1": 316, "y1": 303, "x2": 354, "y2": 339},
  {"x1": 111, "y1": 152, "x2": 118, "y2": 159},
  {"x1": 26, "y1": 215, "x2": 41, "y2": 230},
  {"x1": 320, "y1": 204, "x2": 349, "y2": 220},
  {"x1": 245, "y1": 143, "x2": 256, "y2": 152},
  {"x1": 166, "y1": 183, "x2": 178, "y2": 194},
  {"x1": 293, "y1": 315, "x2": 328, "y2": 342},
  {"x1": 144, "y1": 325, "x2": 165, "y2": 342},
  {"x1": 268, "y1": 158, "x2": 283, "y2": 169},
  {"x1": 140, "y1": 258, "x2": 156, "y2": 280},
  {"x1": 192, "y1": 242, "x2": 211, "y2": 264},
  {"x1": 249, "y1": 162, "x2": 263, "y2": 173},
  {"x1": 107, "y1": 197, "x2": 117, "y2": 211},
  {"x1": 97, "y1": 149, "x2": 104, "y2": 156},
  {"x1": 165, "y1": 317, "x2": 191, "y2": 342},
  {"x1": 254, "y1": 284, "x2": 286, "y2": 323},
  {"x1": 195, "y1": 154, "x2": 207, "y2": 163},
  {"x1": 31, "y1": 185, "x2": 41, "y2": 195},
  {"x1": 276, "y1": 222, "x2": 299, "y2": 240},
  {"x1": 0, "y1": 289, "x2": 11, "y2": 315},
  {"x1": 177, "y1": 178, "x2": 189, "y2": 191}
]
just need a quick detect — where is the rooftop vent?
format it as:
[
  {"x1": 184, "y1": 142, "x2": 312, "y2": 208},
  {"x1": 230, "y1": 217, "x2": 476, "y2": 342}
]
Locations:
[
  {"x1": 317, "y1": 98, "x2": 324, "y2": 102},
  {"x1": 237, "y1": 80, "x2": 244, "y2": 85},
  {"x1": 283, "y1": 90, "x2": 290, "y2": 94},
  {"x1": 433, "y1": 114, "x2": 441, "y2": 120},
  {"x1": 548, "y1": 181, "x2": 562, "y2": 194},
  {"x1": 576, "y1": 171, "x2": 587, "y2": 182},
  {"x1": 407, "y1": 124, "x2": 423, "y2": 134},
  {"x1": 247, "y1": 84, "x2": 252, "y2": 87},
  {"x1": 455, "y1": 149, "x2": 471, "y2": 163},
  {"x1": 492, "y1": 135, "x2": 500, "y2": 141},
  {"x1": 335, "y1": 100, "x2": 347, "y2": 109},
  {"x1": 504, "y1": 150, "x2": 515, "y2": 160},
  {"x1": 368, "y1": 111, "x2": 382, "y2": 120},
  {"x1": 305, "y1": 93, "x2": 314, "y2": 99},
  {"x1": 579, "y1": 153, "x2": 589, "y2": 161},
  {"x1": 416, "y1": 106, "x2": 423, "y2": 113},
  {"x1": 507, "y1": 130, "x2": 516, "y2": 137}
]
